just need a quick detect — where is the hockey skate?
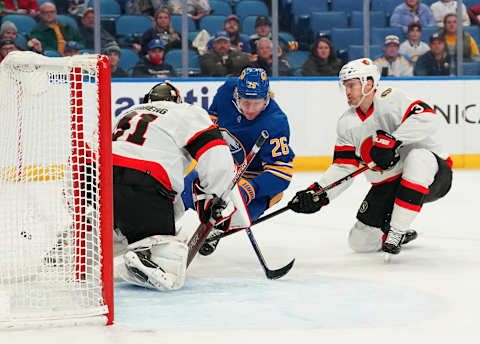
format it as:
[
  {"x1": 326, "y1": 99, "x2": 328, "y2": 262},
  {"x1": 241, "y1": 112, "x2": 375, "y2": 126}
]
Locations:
[
  {"x1": 123, "y1": 248, "x2": 177, "y2": 290},
  {"x1": 199, "y1": 227, "x2": 224, "y2": 256},
  {"x1": 402, "y1": 229, "x2": 418, "y2": 245}
]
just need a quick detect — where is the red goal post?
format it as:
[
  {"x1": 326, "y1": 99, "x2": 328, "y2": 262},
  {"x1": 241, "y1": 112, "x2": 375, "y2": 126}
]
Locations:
[{"x1": 0, "y1": 51, "x2": 113, "y2": 328}]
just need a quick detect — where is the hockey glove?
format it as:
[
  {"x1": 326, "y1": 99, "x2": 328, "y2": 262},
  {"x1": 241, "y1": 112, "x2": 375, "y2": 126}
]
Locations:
[
  {"x1": 370, "y1": 130, "x2": 402, "y2": 170},
  {"x1": 288, "y1": 182, "x2": 329, "y2": 214},
  {"x1": 193, "y1": 179, "x2": 234, "y2": 232}
]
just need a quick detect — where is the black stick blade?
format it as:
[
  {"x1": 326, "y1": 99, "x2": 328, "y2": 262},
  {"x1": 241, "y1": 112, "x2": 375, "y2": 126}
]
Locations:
[{"x1": 265, "y1": 258, "x2": 295, "y2": 280}]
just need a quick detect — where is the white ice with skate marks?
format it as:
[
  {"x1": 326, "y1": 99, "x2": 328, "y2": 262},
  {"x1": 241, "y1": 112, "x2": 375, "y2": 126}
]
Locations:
[{"x1": 3, "y1": 170, "x2": 480, "y2": 343}]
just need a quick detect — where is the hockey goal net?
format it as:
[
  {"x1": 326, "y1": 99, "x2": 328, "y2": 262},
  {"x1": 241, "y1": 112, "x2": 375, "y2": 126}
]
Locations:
[{"x1": 0, "y1": 51, "x2": 113, "y2": 328}]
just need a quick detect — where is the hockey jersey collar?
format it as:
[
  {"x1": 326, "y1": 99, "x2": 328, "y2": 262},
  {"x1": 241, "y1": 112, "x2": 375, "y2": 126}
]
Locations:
[{"x1": 355, "y1": 103, "x2": 374, "y2": 122}]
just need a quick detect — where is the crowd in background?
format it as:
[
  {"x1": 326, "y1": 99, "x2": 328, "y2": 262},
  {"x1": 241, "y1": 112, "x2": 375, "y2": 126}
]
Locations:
[{"x1": 0, "y1": 0, "x2": 480, "y2": 77}]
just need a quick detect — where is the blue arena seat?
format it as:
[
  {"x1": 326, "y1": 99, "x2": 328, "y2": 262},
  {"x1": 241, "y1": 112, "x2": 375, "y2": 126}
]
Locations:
[
  {"x1": 370, "y1": 27, "x2": 404, "y2": 45},
  {"x1": 116, "y1": 15, "x2": 152, "y2": 41},
  {"x1": 310, "y1": 12, "x2": 348, "y2": 37},
  {"x1": 420, "y1": 27, "x2": 438, "y2": 43},
  {"x1": 284, "y1": 50, "x2": 310, "y2": 72},
  {"x1": 463, "y1": 62, "x2": 480, "y2": 75},
  {"x1": 464, "y1": 0, "x2": 479, "y2": 8},
  {"x1": 118, "y1": 48, "x2": 140, "y2": 71},
  {"x1": 1, "y1": 14, "x2": 37, "y2": 36},
  {"x1": 170, "y1": 15, "x2": 197, "y2": 33},
  {"x1": 56, "y1": 14, "x2": 78, "y2": 29},
  {"x1": 331, "y1": 28, "x2": 363, "y2": 51},
  {"x1": 164, "y1": 49, "x2": 201, "y2": 75},
  {"x1": 209, "y1": 0, "x2": 232, "y2": 16},
  {"x1": 371, "y1": 0, "x2": 399, "y2": 18},
  {"x1": 199, "y1": 15, "x2": 227, "y2": 35},
  {"x1": 291, "y1": 0, "x2": 328, "y2": 16},
  {"x1": 331, "y1": 0, "x2": 365, "y2": 14},
  {"x1": 351, "y1": 11, "x2": 387, "y2": 28},
  {"x1": 100, "y1": 0, "x2": 122, "y2": 19},
  {"x1": 348, "y1": 44, "x2": 383, "y2": 61},
  {"x1": 235, "y1": 1, "x2": 269, "y2": 21}
]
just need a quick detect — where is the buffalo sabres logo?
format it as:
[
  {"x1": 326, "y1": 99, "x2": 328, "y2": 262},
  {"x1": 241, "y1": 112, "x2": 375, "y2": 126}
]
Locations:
[
  {"x1": 239, "y1": 69, "x2": 246, "y2": 80},
  {"x1": 260, "y1": 70, "x2": 267, "y2": 80},
  {"x1": 220, "y1": 128, "x2": 246, "y2": 165}
]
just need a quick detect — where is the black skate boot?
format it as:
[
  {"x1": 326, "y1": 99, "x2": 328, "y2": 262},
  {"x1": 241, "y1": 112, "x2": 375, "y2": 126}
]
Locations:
[
  {"x1": 199, "y1": 228, "x2": 224, "y2": 256},
  {"x1": 382, "y1": 228, "x2": 406, "y2": 255},
  {"x1": 402, "y1": 229, "x2": 418, "y2": 245}
]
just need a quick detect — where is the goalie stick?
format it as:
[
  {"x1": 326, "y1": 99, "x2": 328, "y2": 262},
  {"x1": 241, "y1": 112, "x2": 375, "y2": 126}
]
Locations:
[
  {"x1": 186, "y1": 130, "x2": 269, "y2": 267},
  {"x1": 206, "y1": 162, "x2": 376, "y2": 243}
]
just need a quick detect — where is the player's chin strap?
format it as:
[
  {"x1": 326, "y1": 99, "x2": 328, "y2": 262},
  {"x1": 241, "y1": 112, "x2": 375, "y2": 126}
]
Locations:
[{"x1": 351, "y1": 84, "x2": 376, "y2": 109}]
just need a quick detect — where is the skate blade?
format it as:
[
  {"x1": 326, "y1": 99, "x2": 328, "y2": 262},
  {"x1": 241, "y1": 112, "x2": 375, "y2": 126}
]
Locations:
[{"x1": 384, "y1": 252, "x2": 393, "y2": 263}]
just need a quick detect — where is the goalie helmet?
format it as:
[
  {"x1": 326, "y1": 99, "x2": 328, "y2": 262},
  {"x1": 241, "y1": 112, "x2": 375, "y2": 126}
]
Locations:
[
  {"x1": 236, "y1": 67, "x2": 269, "y2": 99},
  {"x1": 339, "y1": 58, "x2": 380, "y2": 90},
  {"x1": 143, "y1": 82, "x2": 182, "y2": 104}
]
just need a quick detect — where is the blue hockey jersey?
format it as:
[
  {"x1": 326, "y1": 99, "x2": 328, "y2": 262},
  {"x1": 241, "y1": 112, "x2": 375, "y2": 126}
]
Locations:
[{"x1": 208, "y1": 77, "x2": 295, "y2": 220}]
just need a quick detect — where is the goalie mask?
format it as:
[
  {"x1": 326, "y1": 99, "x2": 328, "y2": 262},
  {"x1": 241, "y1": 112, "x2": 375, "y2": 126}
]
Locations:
[
  {"x1": 143, "y1": 82, "x2": 182, "y2": 104},
  {"x1": 339, "y1": 58, "x2": 380, "y2": 108},
  {"x1": 234, "y1": 67, "x2": 270, "y2": 114}
]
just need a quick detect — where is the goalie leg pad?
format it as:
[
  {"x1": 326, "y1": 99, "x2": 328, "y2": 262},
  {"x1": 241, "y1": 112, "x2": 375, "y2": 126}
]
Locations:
[
  {"x1": 348, "y1": 221, "x2": 384, "y2": 253},
  {"x1": 120, "y1": 235, "x2": 188, "y2": 291}
]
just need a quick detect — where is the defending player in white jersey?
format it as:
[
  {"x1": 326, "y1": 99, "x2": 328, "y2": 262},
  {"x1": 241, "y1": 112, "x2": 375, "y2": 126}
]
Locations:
[
  {"x1": 112, "y1": 82, "x2": 249, "y2": 290},
  {"x1": 288, "y1": 58, "x2": 452, "y2": 257}
]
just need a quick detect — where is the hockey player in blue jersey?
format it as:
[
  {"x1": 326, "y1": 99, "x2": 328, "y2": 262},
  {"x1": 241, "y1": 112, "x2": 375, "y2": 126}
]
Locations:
[{"x1": 182, "y1": 67, "x2": 295, "y2": 255}]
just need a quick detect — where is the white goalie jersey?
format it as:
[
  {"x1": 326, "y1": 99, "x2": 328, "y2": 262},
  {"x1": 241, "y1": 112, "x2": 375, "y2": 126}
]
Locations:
[
  {"x1": 319, "y1": 87, "x2": 451, "y2": 201},
  {"x1": 112, "y1": 101, "x2": 235, "y2": 198}
]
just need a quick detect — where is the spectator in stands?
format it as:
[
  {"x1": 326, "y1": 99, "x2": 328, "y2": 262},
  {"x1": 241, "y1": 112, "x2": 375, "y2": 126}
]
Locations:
[
  {"x1": 438, "y1": 13, "x2": 480, "y2": 61},
  {"x1": 414, "y1": 32, "x2": 451, "y2": 75},
  {"x1": 104, "y1": 41, "x2": 128, "y2": 78},
  {"x1": 129, "y1": 0, "x2": 167, "y2": 18},
  {"x1": 0, "y1": 38, "x2": 19, "y2": 63},
  {"x1": 63, "y1": 40, "x2": 80, "y2": 56},
  {"x1": 390, "y1": 0, "x2": 436, "y2": 34},
  {"x1": 219, "y1": 15, "x2": 251, "y2": 53},
  {"x1": 132, "y1": 38, "x2": 176, "y2": 78},
  {"x1": 31, "y1": 2, "x2": 85, "y2": 55},
  {"x1": 134, "y1": 7, "x2": 181, "y2": 56},
  {"x1": 67, "y1": 0, "x2": 90, "y2": 18},
  {"x1": 0, "y1": 21, "x2": 43, "y2": 54},
  {"x1": 399, "y1": 22, "x2": 430, "y2": 63},
  {"x1": 467, "y1": 4, "x2": 480, "y2": 26},
  {"x1": 169, "y1": 0, "x2": 211, "y2": 22},
  {"x1": 301, "y1": 37, "x2": 342, "y2": 76},
  {"x1": 373, "y1": 35, "x2": 413, "y2": 77},
  {"x1": 200, "y1": 30, "x2": 250, "y2": 77},
  {"x1": 78, "y1": 8, "x2": 116, "y2": 50},
  {"x1": 248, "y1": 15, "x2": 295, "y2": 55},
  {"x1": 1, "y1": 0, "x2": 39, "y2": 18},
  {"x1": 430, "y1": 0, "x2": 470, "y2": 27},
  {"x1": 249, "y1": 37, "x2": 294, "y2": 76}
]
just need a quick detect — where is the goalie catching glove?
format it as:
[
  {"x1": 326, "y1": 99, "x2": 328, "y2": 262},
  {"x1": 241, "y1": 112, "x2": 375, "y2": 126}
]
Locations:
[
  {"x1": 193, "y1": 179, "x2": 235, "y2": 232},
  {"x1": 370, "y1": 130, "x2": 402, "y2": 170},
  {"x1": 288, "y1": 182, "x2": 329, "y2": 214}
]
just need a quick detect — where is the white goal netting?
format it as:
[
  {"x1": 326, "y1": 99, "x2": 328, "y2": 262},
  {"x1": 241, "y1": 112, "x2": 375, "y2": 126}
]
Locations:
[{"x1": 0, "y1": 52, "x2": 112, "y2": 328}]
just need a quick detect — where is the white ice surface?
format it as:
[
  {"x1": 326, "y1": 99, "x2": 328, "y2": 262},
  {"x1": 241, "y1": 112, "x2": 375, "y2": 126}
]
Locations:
[{"x1": 2, "y1": 170, "x2": 479, "y2": 344}]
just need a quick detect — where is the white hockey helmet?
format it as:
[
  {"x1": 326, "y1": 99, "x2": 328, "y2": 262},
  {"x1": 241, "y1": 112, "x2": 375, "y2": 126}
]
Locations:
[{"x1": 339, "y1": 58, "x2": 380, "y2": 90}]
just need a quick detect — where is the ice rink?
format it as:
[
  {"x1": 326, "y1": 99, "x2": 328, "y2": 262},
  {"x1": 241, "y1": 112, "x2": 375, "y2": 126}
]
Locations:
[{"x1": 2, "y1": 170, "x2": 479, "y2": 343}]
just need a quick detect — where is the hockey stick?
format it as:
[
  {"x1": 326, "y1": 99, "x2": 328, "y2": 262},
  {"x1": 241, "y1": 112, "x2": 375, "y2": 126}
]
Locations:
[
  {"x1": 245, "y1": 227, "x2": 295, "y2": 279},
  {"x1": 206, "y1": 162, "x2": 375, "y2": 243},
  {"x1": 186, "y1": 130, "x2": 269, "y2": 267}
]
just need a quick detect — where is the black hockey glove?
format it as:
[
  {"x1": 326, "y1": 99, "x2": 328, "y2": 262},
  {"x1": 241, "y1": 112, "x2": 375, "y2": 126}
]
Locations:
[
  {"x1": 193, "y1": 179, "x2": 233, "y2": 232},
  {"x1": 288, "y1": 182, "x2": 329, "y2": 214},
  {"x1": 370, "y1": 130, "x2": 402, "y2": 170}
]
